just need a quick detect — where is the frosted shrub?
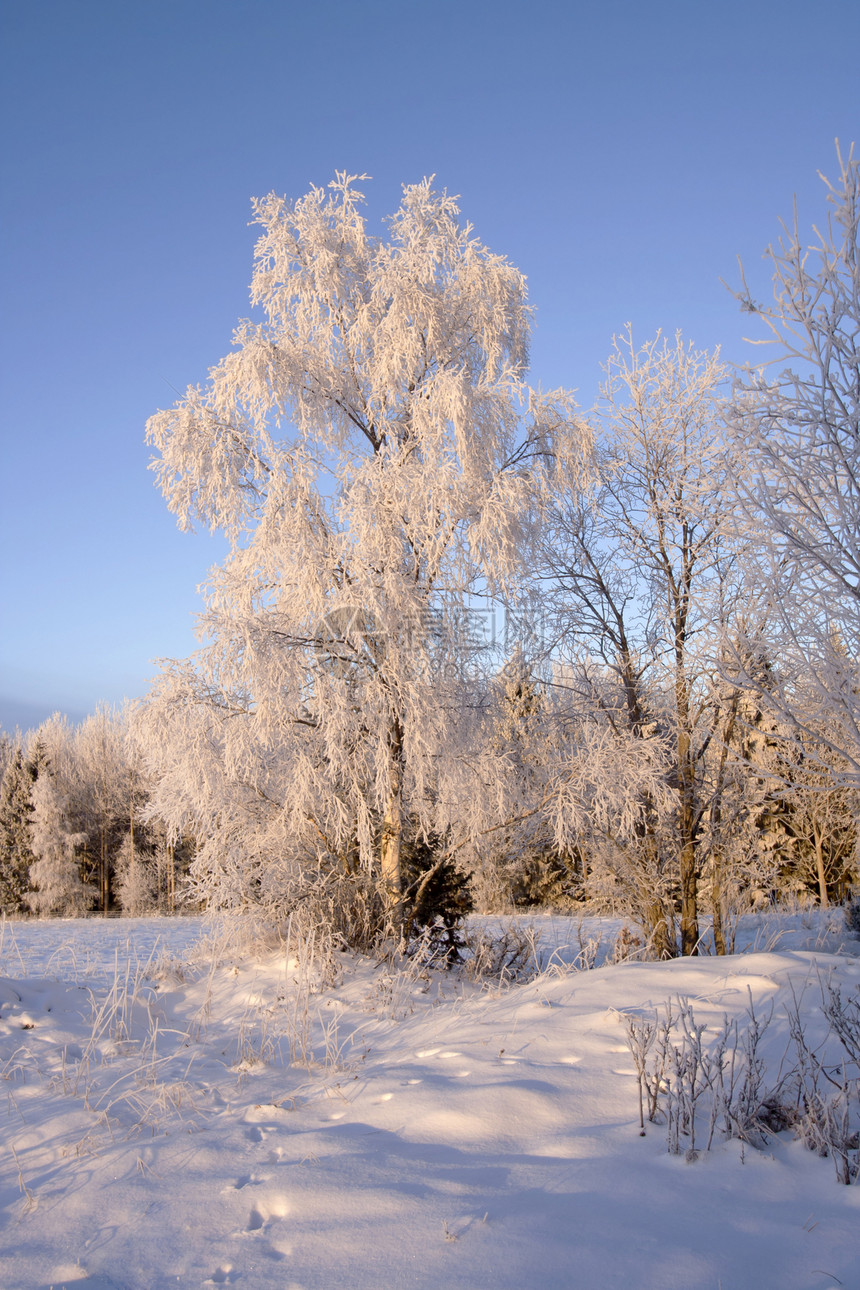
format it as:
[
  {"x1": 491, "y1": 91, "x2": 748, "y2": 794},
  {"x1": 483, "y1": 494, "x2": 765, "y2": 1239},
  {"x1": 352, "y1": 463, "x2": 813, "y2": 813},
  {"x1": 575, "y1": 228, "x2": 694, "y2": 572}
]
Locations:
[
  {"x1": 623, "y1": 983, "x2": 860, "y2": 1184},
  {"x1": 784, "y1": 982, "x2": 860, "y2": 1184},
  {"x1": 463, "y1": 923, "x2": 538, "y2": 984},
  {"x1": 844, "y1": 896, "x2": 860, "y2": 938}
]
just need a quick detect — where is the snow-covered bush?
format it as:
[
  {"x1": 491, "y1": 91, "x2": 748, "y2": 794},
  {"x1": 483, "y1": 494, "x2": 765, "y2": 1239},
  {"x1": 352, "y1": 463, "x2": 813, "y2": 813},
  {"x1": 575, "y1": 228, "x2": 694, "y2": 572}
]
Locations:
[
  {"x1": 844, "y1": 895, "x2": 860, "y2": 938},
  {"x1": 623, "y1": 981, "x2": 860, "y2": 1183}
]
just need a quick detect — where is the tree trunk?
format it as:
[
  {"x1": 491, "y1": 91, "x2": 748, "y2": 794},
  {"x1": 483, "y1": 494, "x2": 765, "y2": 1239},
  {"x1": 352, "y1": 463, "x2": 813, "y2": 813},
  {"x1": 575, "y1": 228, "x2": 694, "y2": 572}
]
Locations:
[
  {"x1": 167, "y1": 841, "x2": 175, "y2": 914},
  {"x1": 677, "y1": 723, "x2": 699, "y2": 956},
  {"x1": 710, "y1": 691, "x2": 739, "y2": 957},
  {"x1": 813, "y1": 826, "x2": 829, "y2": 907},
  {"x1": 379, "y1": 717, "x2": 405, "y2": 935},
  {"x1": 711, "y1": 849, "x2": 727, "y2": 956},
  {"x1": 679, "y1": 838, "x2": 699, "y2": 956},
  {"x1": 100, "y1": 828, "x2": 108, "y2": 914}
]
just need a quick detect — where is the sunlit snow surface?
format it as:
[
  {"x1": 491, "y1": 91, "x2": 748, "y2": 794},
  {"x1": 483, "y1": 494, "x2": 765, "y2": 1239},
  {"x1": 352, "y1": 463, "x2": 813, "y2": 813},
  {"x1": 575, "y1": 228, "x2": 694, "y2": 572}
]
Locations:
[{"x1": 1, "y1": 912, "x2": 859, "y2": 1290}]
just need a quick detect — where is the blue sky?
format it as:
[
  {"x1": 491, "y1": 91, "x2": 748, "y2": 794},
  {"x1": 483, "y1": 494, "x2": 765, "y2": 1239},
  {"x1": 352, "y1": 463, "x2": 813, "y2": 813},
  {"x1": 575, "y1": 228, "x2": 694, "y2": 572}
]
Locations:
[{"x1": 1, "y1": 0, "x2": 858, "y2": 733}]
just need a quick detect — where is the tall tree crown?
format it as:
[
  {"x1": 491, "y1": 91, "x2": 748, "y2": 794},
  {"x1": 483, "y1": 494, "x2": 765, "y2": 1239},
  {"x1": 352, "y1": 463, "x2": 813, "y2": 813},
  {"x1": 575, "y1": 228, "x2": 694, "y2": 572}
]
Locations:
[{"x1": 141, "y1": 176, "x2": 579, "y2": 921}]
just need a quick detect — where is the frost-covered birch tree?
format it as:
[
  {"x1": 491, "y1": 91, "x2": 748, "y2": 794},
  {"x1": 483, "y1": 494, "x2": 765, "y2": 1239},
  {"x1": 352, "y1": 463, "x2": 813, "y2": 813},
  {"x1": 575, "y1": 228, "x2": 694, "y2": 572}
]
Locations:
[
  {"x1": 539, "y1": 330, "x2": 735, "y2": 955},
  {"x1": 728, "y1": 144, "x2": 860, "y2": 782},
  {"x1": 142, "y1": 175, "x2": 577, "y2": 937}
]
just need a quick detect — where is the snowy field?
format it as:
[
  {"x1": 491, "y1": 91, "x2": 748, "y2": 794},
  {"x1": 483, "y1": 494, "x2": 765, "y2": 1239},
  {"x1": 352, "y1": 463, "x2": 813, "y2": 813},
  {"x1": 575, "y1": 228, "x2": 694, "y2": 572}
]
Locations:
[{"x1": 1, "y1": 912, "x2": 859, "y2": 1290}]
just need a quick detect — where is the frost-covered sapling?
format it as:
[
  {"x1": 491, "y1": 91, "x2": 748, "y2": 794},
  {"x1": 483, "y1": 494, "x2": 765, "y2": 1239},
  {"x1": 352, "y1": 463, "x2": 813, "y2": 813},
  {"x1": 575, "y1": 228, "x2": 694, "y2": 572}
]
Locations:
[{"x1": 621, "y1": 1010, "x2": 657, "y2": 1134}]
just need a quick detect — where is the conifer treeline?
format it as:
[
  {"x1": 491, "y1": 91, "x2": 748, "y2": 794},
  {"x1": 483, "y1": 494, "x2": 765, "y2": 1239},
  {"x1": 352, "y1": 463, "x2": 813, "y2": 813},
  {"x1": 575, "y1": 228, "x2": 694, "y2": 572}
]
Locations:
[{"x1": 0, "y1": 710, "x2": 192, "y2": 917}]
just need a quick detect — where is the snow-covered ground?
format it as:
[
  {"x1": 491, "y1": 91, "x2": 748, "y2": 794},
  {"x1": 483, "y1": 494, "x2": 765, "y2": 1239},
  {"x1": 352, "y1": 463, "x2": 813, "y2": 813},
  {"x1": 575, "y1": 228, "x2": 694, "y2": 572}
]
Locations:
[{"x1": 1, "y1": 911, "x2": 859, "y2": 1290}]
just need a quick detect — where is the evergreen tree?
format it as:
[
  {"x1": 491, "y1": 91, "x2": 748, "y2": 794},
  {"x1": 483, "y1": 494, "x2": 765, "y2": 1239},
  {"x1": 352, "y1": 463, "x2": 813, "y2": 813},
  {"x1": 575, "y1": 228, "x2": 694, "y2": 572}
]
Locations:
[
  {"x1": 0, "y1": 731, "x2": 13, "y2": 783},
  {"x1": 473, "y1": 651, "x2": 569, "y2": 910},
  {"x1": 0, "y1": 747, "x2": 38, "y2": 913},
  {"x1": 27, "y1": 773, "x2": 92, "y2": 917},
  {"x1": 113, "y1": 832, "x2": 159, "y2": 916}
]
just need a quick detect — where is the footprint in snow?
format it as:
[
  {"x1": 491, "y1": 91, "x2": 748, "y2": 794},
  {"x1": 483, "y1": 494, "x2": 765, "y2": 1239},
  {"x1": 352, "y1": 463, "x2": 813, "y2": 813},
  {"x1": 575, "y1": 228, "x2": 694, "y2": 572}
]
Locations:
[
  {"x1": 206, "y1": 1266, "x2": 236, "y2": 1285},
  {"x1": 246, "y1": 1198, "x2": 290, "y2": 1232},
  {"x1": 230, "y1": 1173, "x2": 267, "y2": 1190}
]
